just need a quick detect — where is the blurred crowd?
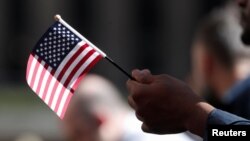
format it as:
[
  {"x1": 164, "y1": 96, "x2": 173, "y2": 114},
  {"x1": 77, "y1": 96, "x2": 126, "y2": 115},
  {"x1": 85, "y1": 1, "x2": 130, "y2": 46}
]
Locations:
[{"x1": 2, "y1": 0, "x2": 250, "y2": 141}]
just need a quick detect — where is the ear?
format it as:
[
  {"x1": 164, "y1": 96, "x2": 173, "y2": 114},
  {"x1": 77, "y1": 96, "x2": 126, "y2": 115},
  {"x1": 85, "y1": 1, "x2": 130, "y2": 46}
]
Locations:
[
  {"x1": 202, "y1": 52, "x2": 214, "y2": 78},
  {"x1": 94, "y1": 113, "x2": 106, "y2": 127}
]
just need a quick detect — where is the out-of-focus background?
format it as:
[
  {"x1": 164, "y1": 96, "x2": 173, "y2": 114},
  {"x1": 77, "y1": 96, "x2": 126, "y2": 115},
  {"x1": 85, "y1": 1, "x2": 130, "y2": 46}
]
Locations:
[{"x1": 0, "y1": 0, "x2": 227, "y2": 141}]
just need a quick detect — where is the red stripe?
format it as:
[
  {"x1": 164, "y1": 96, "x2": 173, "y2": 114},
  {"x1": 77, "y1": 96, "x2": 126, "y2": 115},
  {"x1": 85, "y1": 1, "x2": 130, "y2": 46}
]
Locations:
[
  {"x1": 48, "y1": 44, "x2": 89, "y2": 107},
  {"x1": 47, "y1": 78, "x2": 61, "y2": 106},
  {"x1": 53, "y1": 50, "x2": 95, "y2": 112},
  {"x1": 42, "y1": 69, "x2": 55, "y2": 101},
  {"x1": 54, "y1": 86, "x2": 67, "y2": 112},
  {"x1": 57, "y1": 44, "x2": 89, "y2": 81},
  {"x1": 36, "y1": 64, "x2": 49, "y2": 96},
  {"x1": 72, "y1": 55, "x2": 103, "y2": 91},
  {"x1": 63, "y1": 49, "x2": 95, "y2": 88},
  {"x1": 54, "y1": 53, "x2": 101, "y2": 114},
  {"x1": 30, "y1": 58, "x2": 42, "y2": 89},
  {"x1": 26, "y1": 54, "x2": 34, "y2": 81},
  {"x1": 59, "y1": 92, "x2": 73, "y2": 119}
]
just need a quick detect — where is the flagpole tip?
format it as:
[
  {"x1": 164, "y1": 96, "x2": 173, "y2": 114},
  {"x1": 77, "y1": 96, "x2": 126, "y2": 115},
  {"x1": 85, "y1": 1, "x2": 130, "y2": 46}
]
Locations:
[{"x1": 54, "y1": 14, "x2": 61, "y2": 21}]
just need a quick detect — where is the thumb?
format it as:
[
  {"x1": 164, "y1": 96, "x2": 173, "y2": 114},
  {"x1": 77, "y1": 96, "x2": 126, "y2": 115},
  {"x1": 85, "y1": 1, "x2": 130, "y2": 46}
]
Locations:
[{"x1": 132, "y1": 69, "x2": 153, "y2": 84}]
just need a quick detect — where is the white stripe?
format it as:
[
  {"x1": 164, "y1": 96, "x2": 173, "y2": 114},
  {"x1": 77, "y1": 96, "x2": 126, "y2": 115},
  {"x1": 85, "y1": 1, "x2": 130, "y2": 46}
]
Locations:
[
  {"x1": 57, "y1": 53, "x2": 99, "y2": 117},
  {"x1": 60, "y1": 47, "x2": 92, "y2": 84},
  {"x1": 50, "y1": 47, "x2": 92, "y2": 109},
  {"x1": 68, "y1": 52, "x2": 99, "y2": 89},
  {"x1": 57, "y1": 89, "x2": 71, "y2": 117},
  {"x1": 50, "y1": 83, "x2": 64, "y2": 110},
  {"x1": 38, "y1": 67, "x2": 52, "y2": 98},
  {"x1": 54, "y1": 41, "x2": 86, "y2": 78},
  {"x1": 32, "y1": 61, "x2": 45, "y2": 92},
  {"x1": 27, "y1": 55, "x2": 39, "y2": 85},
  {"x1": 44, "y1": 76, "x2": 57, "y2": 104}
]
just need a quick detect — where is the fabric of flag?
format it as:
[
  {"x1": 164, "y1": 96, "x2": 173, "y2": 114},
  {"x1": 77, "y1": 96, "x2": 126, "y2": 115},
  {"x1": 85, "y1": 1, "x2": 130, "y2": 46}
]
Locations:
[{"x1": 26, "y1": 21, "x2": 103, "y2": 119}]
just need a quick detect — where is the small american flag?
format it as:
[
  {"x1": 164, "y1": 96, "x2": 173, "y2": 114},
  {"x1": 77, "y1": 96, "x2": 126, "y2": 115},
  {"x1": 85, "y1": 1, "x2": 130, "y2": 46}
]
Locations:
[{"x1": 26, "y1": 20, "x2": 104, "y2": 119}]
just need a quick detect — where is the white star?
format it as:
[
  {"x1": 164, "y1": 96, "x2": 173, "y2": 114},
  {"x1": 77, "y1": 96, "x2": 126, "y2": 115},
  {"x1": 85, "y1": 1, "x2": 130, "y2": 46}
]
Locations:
[
  {"x1": 36, "y1": 49, "x2": 39, "y2": 52},
  {"x1": 54, "y1": 63, "x2": 57, "y2": 67},
  {"x1": 49, "y1": 55, "x2": 52, "y2": 58},
  {"x1": 40, "y1": 48, "x2": 43, "y2": 51},
  {"x1": 58, "y1": 24, "x2": 61, "y2": 27},
  {"x1": 41, "y1": 53, "x2": 43, "y2": 56},
  {"x1": 58, "y1": 40, "x2": 61, "y2": 43},
  {"x1": 49, "y1": 32, "x2": 52, "y2": 36},
  {"x1": 45, "y1": 57, "x2": 48, "y2": 59},
  {"x1": 58, "y1": 44, "x2": 61, "y2": 47},
  {"x1": 49, "y1": 37, "x2": 52, "y2": 40},
  {"x1": 44, "y1": 43, "x2": 47, "y2": 46},
  {"x1": 71, "y1": 42, "x2": 74, "y2": 45},
  {"x1": 49, "y1": 60, "x2": 52, "y2": 63},
  {"x1": 76, "y1": 38, "x2": 79, "y2": 41},
  {"x1": 53, "y1": 50, "x2": 56, "y2": 53},
  {"x1": 53, "y1": 27, "x2": 57, "y2": 31},
  {"x1": 53, "y1": 41, "x2": 56, "y2": 44},
  {"x1": 57, "y1": 53, "x2": 60, "y2": 56},
  {"x1": 62, "y1": 52, "x2": 65, "y2": 55},
  {"x1": 49, "y1": 51, "x2": 52, "y2": 54},
  {"x1": 40, "y1": 44, "x2": 43, "y2": 47},
  {"x1": 57, "y1": 58, "x2": 61, "y2": 61},
  {"x1": 62, "y1": 48, "x2": 65, "y2": 51},
  {"x1": 54, "y1": 36, "x2": 57, "y2": 39},
  {"x1": 49, "y1": 42, "x2": 52, "y2": 45},
  {"x1": 62, "y1": 43, "x2": 65, "y2": 46},
  {"x1": 67, "y1": 31, "x2": 70, "y2": 33},
  {"x1": 67, "y1": 47, "x2": 70, "y2": 50},
  {"x1": 45, "y1": 47, "x2": 47, "y2": 50},
  {"x1": 67, "y1": 43, "x2": 70, "y2": 46},
  {"x1": 44, "y1": 52, "x2": 47, "y2": 55},
  {"x1": 44, "y1": 38, "x2": 47, "y2": 41},
  {"x1": 71, "y1": 35, "x2": 74, "y2": 37},
  {"x1": 53, "y1": 59, "x2": 56, "y2": 62}
]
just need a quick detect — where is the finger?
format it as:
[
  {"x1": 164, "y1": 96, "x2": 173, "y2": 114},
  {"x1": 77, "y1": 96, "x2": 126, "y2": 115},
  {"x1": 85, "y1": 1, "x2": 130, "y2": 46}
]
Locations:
[
  {"x1": 135, "y1": 111, "x2": 144, "y2": 121},
  {"x1": 132, "y1": 69, "x2": 153, "y2": 84},
  {"x1": 128, "y1": 95, "x2": 137, "y2": 110},
  {"x1": 126, "y1": 79, "x2": 149, "y2": 103},
  {"x1": 141, "y1": 123, "x2": 151, "y2": 133}
]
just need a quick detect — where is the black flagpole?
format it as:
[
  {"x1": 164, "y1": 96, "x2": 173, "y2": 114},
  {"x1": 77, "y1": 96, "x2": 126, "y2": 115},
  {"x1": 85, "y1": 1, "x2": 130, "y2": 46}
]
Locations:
[{"x1": 105, "y1": 56, "x2": 135, "y2": 80}]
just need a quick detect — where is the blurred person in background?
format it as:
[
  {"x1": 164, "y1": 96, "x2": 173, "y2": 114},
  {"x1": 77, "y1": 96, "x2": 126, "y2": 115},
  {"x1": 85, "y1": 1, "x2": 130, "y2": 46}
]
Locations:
[
  {"x1": 63, "y1": 93, "x2": 101, "y2": 141},
  {"x1": 64, "y1": 74, "x2": 201, "y2": 141},
  {"x1": 190, "y1": 2, "x2": 250, "y2": 119}
]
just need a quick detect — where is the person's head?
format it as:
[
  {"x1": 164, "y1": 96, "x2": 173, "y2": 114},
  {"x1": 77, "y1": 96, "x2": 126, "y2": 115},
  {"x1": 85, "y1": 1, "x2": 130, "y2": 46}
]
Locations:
[
  {"x1": 66, "y1": 74, "x2": 129, "y2": 141},
  {"x1": 63, "y1": 95, "x2": 101, "y2": 141},
  {"x1": 236, "y1": 0, "x2": 250, "y2": 44},
  {"x1": 191, "y1": 3, "x2": 250, "y2": 100}
]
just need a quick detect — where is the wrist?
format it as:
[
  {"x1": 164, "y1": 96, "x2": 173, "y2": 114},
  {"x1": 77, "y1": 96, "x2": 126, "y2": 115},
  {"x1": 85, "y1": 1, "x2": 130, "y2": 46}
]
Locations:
[{"x1": 185, "y1": 102, "x2": 214, "y2": 137}]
